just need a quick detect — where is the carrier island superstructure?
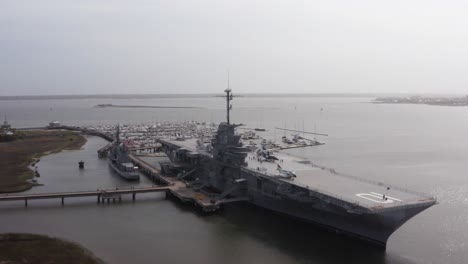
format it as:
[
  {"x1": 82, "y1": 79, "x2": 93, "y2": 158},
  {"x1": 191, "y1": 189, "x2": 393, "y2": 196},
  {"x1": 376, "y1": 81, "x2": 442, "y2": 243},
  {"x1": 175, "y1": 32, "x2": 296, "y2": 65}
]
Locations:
[{"x1": 157, "y1": 88, "x2": 436, "y2": 247}]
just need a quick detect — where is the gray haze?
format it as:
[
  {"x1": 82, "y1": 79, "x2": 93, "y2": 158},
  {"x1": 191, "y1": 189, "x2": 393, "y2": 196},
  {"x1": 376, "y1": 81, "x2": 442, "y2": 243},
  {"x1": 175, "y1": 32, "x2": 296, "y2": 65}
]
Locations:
[{"x1": 1, "y1": 0, "x2": 468, "y2": 95}]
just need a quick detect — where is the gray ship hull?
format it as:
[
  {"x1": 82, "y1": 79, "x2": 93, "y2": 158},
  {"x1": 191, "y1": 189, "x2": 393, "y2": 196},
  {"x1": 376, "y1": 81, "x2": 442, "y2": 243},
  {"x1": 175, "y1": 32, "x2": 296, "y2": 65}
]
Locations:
[
  {"x1": 108, "y1": 158, "x2": 140, "y2": 181},
  {"x1": 107, "y1": 126, "x2": 140, "y2": 181},
  {"x1": 159, "y1": 137, "x2": 435, "y2": 246},
  {"x1": 248, "y1": 190, "x2": 430, "y2": 246}
]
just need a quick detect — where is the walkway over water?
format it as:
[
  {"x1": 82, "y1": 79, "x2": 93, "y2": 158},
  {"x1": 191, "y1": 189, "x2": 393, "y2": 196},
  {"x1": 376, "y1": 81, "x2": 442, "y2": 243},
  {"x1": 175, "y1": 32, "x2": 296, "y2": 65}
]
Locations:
[{"x1": 0, "y1": 186, "x2": 169, "y2": 207}]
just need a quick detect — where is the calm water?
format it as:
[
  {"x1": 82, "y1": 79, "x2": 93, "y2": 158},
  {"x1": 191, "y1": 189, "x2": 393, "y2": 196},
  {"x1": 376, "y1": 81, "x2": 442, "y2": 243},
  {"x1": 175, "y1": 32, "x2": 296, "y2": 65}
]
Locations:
[{"x1": 1, "y1": 96, "x2": 468, "y2": 264}]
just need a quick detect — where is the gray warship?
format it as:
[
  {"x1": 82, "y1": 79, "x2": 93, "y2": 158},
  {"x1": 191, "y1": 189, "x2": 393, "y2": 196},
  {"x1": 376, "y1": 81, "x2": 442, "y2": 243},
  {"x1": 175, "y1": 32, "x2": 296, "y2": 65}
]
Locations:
[
  {"x1": 108, "y1": 125, "x2": 140, "y2": 181},
  {"x1": 158, "y1": 89, "x2": 436, "y2": 247}
]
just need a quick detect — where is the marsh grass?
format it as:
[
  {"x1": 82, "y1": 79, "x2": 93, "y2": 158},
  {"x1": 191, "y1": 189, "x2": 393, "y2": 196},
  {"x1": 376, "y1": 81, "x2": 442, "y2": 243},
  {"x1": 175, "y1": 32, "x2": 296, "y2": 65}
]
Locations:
[
  {"x1": 0, "y1": 130, "x2": 86, "y2": 193},
  {"x1": 0, "y1": 233, "x2": 103, "y2": 264}
]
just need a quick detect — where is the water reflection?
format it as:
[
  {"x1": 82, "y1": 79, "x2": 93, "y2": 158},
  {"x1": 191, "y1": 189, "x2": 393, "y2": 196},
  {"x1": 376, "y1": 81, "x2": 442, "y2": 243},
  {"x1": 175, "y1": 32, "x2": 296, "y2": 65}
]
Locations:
[{"x1": 218, "y1": 203, "x2": 389, "y2": 264}]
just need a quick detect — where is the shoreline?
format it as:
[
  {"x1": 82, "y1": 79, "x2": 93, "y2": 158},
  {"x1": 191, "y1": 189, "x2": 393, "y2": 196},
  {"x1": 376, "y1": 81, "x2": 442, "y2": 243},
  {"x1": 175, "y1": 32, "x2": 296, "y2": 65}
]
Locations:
[
  {"x1": 0, "y1": 233, "x2": 103, "y2": 264},
  {"x1": 0, "y1": 130, "x2": 87, "y2": 193}
]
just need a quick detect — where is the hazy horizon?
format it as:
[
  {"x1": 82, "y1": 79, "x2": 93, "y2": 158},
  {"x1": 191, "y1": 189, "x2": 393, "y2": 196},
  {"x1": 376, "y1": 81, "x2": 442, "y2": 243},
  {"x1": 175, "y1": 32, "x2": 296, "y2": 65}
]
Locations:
[
  {"x1": 2, "y1": 1, "x2": 468, "y2": 95},
  {"x1": 1, "y1": 92, "x2": 467, "y2": 101}
]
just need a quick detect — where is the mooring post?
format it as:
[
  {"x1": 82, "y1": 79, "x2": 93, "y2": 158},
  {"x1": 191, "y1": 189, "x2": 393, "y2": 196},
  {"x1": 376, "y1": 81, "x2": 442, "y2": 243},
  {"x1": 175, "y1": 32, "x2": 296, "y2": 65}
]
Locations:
[
  {"x1": 113, "y1": 198, "x2": 116, "y2": 203},
  {"x1": 119, "y1": 196, "x2": 122, "y2": 203},
  {"x1": 24, "y1": 198, "x2": 28, "y2": 208},
  {"x1": 107, "y1": 198, "x2": 110, "y2": 204},
  {"x1": 132, "y1": 192, "x2": 136, "y2": 201},
  {"x1": 61, "y1": 196, "x2": 64, "y2": 206},
  {"x1": 97, "y1": 195, "x2": 100, "y2": 204}
]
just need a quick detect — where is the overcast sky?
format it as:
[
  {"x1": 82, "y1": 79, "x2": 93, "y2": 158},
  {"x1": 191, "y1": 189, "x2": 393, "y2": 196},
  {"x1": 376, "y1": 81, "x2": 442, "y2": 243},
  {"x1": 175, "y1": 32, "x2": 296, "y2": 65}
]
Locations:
[{"x1": 1, "y1": 0, "x2": 468, "y2": 95}]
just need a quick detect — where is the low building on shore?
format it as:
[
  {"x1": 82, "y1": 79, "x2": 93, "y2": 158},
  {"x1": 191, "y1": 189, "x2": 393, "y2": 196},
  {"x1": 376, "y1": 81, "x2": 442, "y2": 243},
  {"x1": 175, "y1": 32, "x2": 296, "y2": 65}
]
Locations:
[{"x1": 0, "y1": 116, "x2": 16, "y2": 142}]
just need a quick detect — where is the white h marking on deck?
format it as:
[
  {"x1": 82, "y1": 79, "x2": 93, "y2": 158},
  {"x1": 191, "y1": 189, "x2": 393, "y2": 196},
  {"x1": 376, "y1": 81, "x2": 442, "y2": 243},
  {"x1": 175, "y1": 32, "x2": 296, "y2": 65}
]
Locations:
[{"x1": 355, "y1": 192, "x2": 402, "y2": 204}]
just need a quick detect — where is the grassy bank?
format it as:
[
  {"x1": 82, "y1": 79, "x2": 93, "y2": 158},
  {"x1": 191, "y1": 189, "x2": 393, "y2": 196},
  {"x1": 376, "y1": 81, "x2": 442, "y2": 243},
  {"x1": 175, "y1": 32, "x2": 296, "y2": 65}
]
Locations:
[
  {"x1": 0, "y1": 233, "x2": 103, "y2": 264},
  {"x1": 0, "y1": 130, "x2": 86, "y2": 193}
]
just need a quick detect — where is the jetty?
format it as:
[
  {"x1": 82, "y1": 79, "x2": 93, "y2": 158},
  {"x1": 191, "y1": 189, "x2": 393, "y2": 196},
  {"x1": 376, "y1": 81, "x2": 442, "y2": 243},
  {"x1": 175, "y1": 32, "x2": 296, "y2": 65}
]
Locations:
[{"x1": 95, "y1": 104, "x2": 202, "y2": 109}]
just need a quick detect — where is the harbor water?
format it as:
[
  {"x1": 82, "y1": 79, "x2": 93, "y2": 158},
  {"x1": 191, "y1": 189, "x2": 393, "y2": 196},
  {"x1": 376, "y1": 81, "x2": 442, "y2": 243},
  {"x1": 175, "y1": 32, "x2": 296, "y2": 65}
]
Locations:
[{"x1": 1, "y1": 96, "x2": 468, "y2": 264}]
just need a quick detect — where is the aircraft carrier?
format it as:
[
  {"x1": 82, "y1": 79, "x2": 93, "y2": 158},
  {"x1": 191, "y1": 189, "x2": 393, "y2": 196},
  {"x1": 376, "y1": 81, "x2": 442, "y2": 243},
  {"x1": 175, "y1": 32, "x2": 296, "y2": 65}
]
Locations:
[{"x1": 157, "y1": 88, "x2": 436, "y2": 247}]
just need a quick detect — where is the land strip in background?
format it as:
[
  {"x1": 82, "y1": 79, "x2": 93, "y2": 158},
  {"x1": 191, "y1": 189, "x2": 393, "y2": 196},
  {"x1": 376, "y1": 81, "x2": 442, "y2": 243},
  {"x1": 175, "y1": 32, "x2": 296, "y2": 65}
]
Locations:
[
  {"x1": 95, "y1": 103, "x2": 202, "y2": 109},
  {"x1": 374, "y1": 95, "x2": 468, "y2": 106}
]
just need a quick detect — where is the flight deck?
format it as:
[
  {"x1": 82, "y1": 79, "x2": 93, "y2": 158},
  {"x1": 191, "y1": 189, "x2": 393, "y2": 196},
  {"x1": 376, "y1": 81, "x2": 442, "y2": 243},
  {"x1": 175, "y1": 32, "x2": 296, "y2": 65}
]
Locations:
[
  {"x1": 244, "y1": 151, "x2": 435, "y2": 211},
  {"x1": 163, "y1": 138, "x2": 435, "y2": 212}
]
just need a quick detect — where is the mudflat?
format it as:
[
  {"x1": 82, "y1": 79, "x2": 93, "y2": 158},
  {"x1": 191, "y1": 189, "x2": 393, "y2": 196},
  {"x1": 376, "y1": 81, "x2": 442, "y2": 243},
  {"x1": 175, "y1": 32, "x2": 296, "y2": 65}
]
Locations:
[{"x1": 0, "y1": 130, "x2": 86, "y2": 193}]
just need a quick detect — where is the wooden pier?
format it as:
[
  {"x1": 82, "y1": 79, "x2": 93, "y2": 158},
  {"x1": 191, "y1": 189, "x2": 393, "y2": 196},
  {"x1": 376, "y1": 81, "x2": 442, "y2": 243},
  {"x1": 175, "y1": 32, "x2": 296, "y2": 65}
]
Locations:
[
  {"x1": 128, "y1": 154, "x2": 171, "y2": 185},
  {"x1": 0, "y1": 186, "x2": 169, "y2": 207},
  {"x1": 129, "y1": 154, "x2": 225, "y2": 212},
  {"x1": 97, "y1": 142, "x2": 113, "y2": 158}
]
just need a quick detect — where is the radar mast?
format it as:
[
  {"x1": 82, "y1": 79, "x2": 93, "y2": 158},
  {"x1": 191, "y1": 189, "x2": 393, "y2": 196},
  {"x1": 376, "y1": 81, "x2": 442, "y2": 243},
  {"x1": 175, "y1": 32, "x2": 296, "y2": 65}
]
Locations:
[{"x1": 224, "y1": 72, "x2": 233, "y2": 124}]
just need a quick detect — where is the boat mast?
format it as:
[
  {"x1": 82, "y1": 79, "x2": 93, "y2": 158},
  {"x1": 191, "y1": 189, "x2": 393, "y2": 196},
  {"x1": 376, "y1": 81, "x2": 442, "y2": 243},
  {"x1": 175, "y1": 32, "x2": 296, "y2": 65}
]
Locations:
[{"x1": 116, "y1": 124, "x2": 120, "y2": 143}]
